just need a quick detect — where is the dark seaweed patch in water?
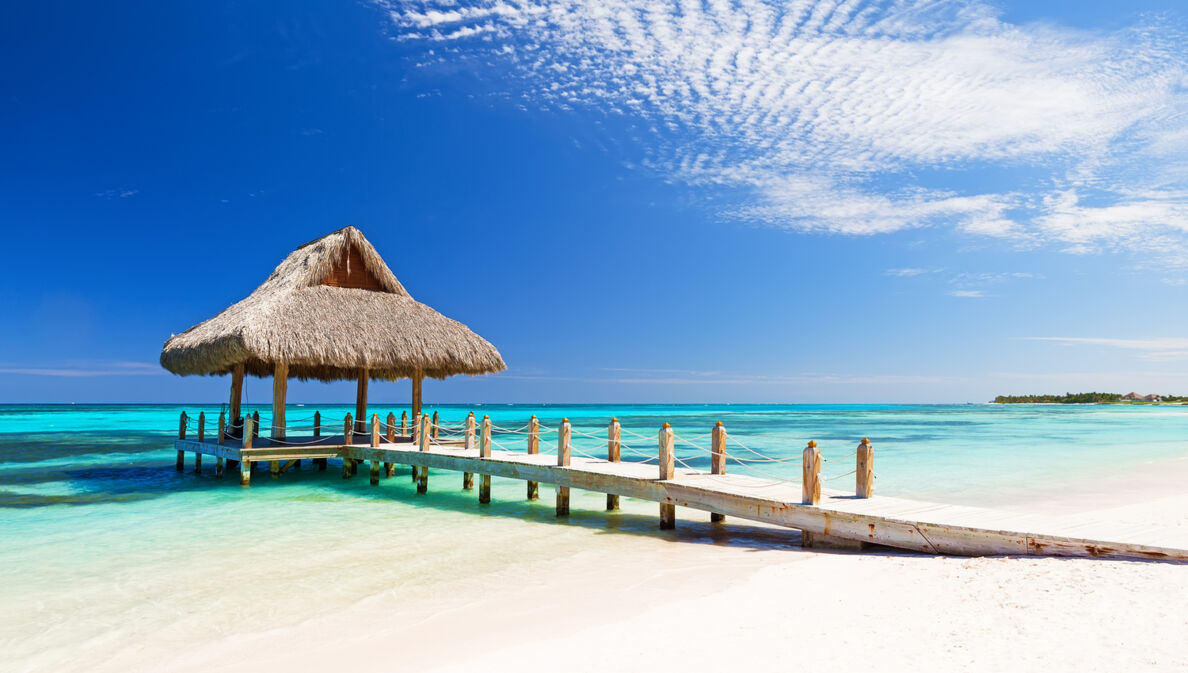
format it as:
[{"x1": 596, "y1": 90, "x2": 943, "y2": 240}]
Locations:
[
  {"x1": 0, "y1": 431, "x2": 172, "y2": 463},
  {"x1": 0, "y1": 464, "x2": 210, "y2": 508}
]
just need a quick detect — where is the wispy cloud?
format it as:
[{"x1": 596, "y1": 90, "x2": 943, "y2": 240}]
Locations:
[
  {"x1": 947, "y1": 289, "x2": 984, "y2": 298},
  {"x1": 884, "y1": 267, "x2": 939, "y2": 278},
  {"x1": 381, "y1": 0, "x2": 1188, "y2": 261},
  {"x1": 499, "y1": 367, "x2": 953, "y2": 386},
  {"x1": 1023, "y1": 336, "x2": 1188, "y2": 361},
  {"x1": 94, "y1": 188, "x2": 139, "y2": 199},
  {"x1": 0, "y1": 361, "x2": 164, "y2": 377}
]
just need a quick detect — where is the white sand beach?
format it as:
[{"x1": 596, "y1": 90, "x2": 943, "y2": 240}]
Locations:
[{"x1": 135, "y1": 469, "x2": 1188, "y2": 673}]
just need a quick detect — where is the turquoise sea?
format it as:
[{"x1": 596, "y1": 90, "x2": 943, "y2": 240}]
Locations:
[{"x1": 1, "y1": 403, "x2": 1186, "y2": 671}]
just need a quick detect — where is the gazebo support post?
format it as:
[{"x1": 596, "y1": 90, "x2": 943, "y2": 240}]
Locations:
[
  {"x1": 229, "y1": 363, "x2": 244, "y2": 437},
  {"x1": 355, "y1": 368, "x2": 368, "y2": 437},
  {"x1": 411, "y1": 370, "x2": 423, "y2": 435}
]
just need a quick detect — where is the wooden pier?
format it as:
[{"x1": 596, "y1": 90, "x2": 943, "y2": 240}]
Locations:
[{"x1": 173, "y1": 412, "x2": 1188, "y2": 562}]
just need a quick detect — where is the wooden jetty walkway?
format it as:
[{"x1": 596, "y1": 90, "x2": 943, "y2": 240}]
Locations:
[{"x1": 172, "y1": 410, "x2": 1188, "y2": 562}]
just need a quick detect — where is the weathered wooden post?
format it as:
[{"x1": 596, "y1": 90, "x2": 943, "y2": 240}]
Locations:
[
  {"x1": 478, "y1": 415, "x2": 492, "y2": 503},
  {"x1": 556, "y1": 418, "x2": 571, "y2": 517},
  {"x1": 606, "y1": 418, "x2": 621, "y2": 511},
  {"x1": 369, "y1": 413, "x2": 381, "y2": 486},
  {"x1": 401, "y1": 410, "x2": 408, "y2": 436},
  {"x1": 195, "y1": 412, "x2": 205, "y2": 473},
  {"x1": 802, "y1": 440, "x2": 821, "y2": 505},
  {"x1": 856, "y1": 438, "x2": 874, "y2": 498},
  {"x1": 411, "y1": 412, "x2": 421, "y2": 481},
  {"x1": 314, "y1": 411, "x2": 326, "y2": 471},
  {"x1": 252, "y1": 411, "x2": 260, "y2": 439},
  {"x1": 270, "y1": 458, "x2": 280, "y2": 478},
  {"x1": 431, "y1": 410, "x2": 439, "y2": 439},
  {"x1": 176, "y1": 411, "x2": 187, "y2": 471},
  {"x1": 216, "y1": 412, "x2": 226, "y2": 478},
  {"x1": 526, "y1": 415, "x2": 540, "y2": 500},
  {"x1": 462, "y1": 412, "x2": 476, "y2": 490},
  {"x1": 240, "y1": 415, "x2": 254, "y2": 486},
  {"x1": 659, "y1": 423, "x2": 675, "y2": 529},
  {"x1": 417, "y1": 413, "x2": 430, "y2": 494},
  {"x1": 710, "y1": 421, "x2": 727, "y2": 522},
  {"x1": 343, "y1": 413, "x2": 354, "y2": 479},
  {"x1": 384, "y1": 411, "x2": 396, "y2": 477}
]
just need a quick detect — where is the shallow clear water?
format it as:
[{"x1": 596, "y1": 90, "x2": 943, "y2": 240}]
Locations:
[{"x1": 1, "y1": 403, "x2": 1185, "y2": 671}]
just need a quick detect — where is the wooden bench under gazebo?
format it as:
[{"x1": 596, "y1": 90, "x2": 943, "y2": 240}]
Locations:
[{"x1": 160, "y1": 225, "x2": 505, "y2": 483}]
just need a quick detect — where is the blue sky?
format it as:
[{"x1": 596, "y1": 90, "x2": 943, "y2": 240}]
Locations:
[{"x1": 2, "y1": 0, "x2": 1187, "y2": 404}]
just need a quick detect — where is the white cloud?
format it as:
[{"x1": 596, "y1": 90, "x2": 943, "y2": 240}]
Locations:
[
  {"x1": 0, "y1": 361, "x2": 164, "y2": 377},
  {"x1": 381, "y1": 0, "x2": 1188, "y2": 256},
  {"x1": 947, "y1": 289, "x2": 984, "y2": 298},
  {"x1": 1023, "y1": 336, "x2": 1188, "y2": 361}
]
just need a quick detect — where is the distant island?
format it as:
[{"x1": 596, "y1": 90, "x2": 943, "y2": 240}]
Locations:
[{"x1": 993, "y1": 392, "x2": 1188, "y2": 404}]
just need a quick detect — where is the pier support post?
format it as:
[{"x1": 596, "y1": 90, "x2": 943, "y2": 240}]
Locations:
[
  {"x1": 802, "y1": 440, "x2": 821, "y2": 505},
  {"x1": 606, "y1": 418, "x2": 620, "y2": 510},
  {"x1": 195, "y1": 412, "x2": 205, "y2": 473},
  {"x1": 384, "y1": 412, "x2": 396, "y2": 477},
  {"x1": 526, "y1": 415, "x2": 540, "y2": 500},
  {"x1": 313, "y1": 412, "x2": 326, "y2": 470},
  {"x1": 658, "y1": 423, "x2": 675, "y2": 529},
  {"x1": 270, "y1": 460, "x2": 280, "y2": 478},
  {"x1": 401, "y1": 410, "x2": 408, "y2": 437},
  {"x1": 369, "y1": 414, "x2": 381, "y2": 486},
  {"x1": 463, "y1": 412, "x2": 476, "y2": 490},
  {"x1": 229, "y1": 363, "x2": 244, "y2": 436},
  {"x1": 856, "y1": 438, "x2": 874, "y2": 498},
  {"x1": 417, "y1": 413, "x2": 430, "y2": 494},
  {"x1": 343, "y1": 414, "x2": 354, "y2": 478},
  {"x1": 479, "y1": 415, "x2": 492, "y2": 503},
  {"x1": 431, "y1": 410, "x2": 439, "y2": 439},
  {"x1": 411, "y1": 413, "x2": 421, "y2": 481},
  {"x1": 355, "y1": 368, "x2": 369, "y2": 436},
  {"x1": 177, "y1": 411, "x2": 187, "y2": 471},
  {"x1": 556, "y1": 419, "x2": 571, "y2": 517},
  {"x1": 240, "y1": 415, "x2": 254, "y2": 486},
  {"x1": 216, "y1": 412, "x2": 225, "y2": 478},
  {"x1": 710, "y1": 422, "x2": 727, "y2": 522}
]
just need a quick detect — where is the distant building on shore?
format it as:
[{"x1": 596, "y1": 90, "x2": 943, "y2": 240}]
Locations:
[{"x1": 1122, "y1": 392, "x2": 1162, "y2": 402}]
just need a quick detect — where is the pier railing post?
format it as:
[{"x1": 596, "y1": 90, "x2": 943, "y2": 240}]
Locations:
[
  {"x1": 417, "y1": 413, "x2": 430, "y2": 494},
  {"x1": 401, "y1": 410, "x2": 408, "y2": 437},
  {"x1": 856, "y1": 438, "x2": 873, "y2": 498},
  {"x1": 313, "y1": 411, "x2": 326, "y2": 471},
  {"x1": 217, "y1": 412, "x2": 226, "y2": 478},
  {"x1": 177, "y1": 411, "x2": 187, "y2": 471},
  {"x1": 343, "y1": 413, "x2": 354, "y2": 479},
  {"x1": 658, "y1": 423, "x2": 675, "y2": 529},
  {"x1": 432, "y1": 410, "x2": 439, "y2": 439},
  {"x1": 556, "y1": 419, "x2": 571, "y2": 517},
  {"x1": 252, "y1": 411, "x2": 260, "y2": 440},
  {"x1": 802, "y1": 441, "x2": 821, "y2": 505},
  {"x1": 369, "y1": 414, "x2": 381, "y2": 486},
  {"x1": 196, "y1": 412, "x2": 205, "y2": 474},
  {"x1": 384, "y1": 412, "x2": 396, "y2": 477},
  {"x1": 463, "y1": 412, "x2": 476, "y2": 490},
  {"x1": 526, "y1": 415, "x2": 540, "y2": 500},
  {"x1": 710, "y1": 422, "x2": 726, "y2": 522},
  {"x1": 606, "y1": 418, "x2": 621, "y2": 511},
  {"x1": 479, "y1": 415, "x2": 492, "y2": 503},
  {"x1": 241, "y1": 415, "x2": 253, "y2": 487}
]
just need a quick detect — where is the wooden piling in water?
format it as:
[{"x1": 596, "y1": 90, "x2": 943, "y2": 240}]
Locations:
[
  {"x1": 252, "y1": 411, "x2": 259, "y2": 440},
  {"x1": 195, "y1": 412, "x2": 205, "y2": 473},
  {"x1": 556, "y1": 419, "x2": 571, "y2": 517},
  {"x1": 343, "y1": 414, "x2": 354, "y2": 479},
  {"x1": 177, "y1": 411, "x2": 187, "y2": 471},
  {"x1": 417, "y1": 413, "x2": 430, "y2": 493},
  {"x1": 411, "y1": 413, "x2": 421, "y2": 481},
  {"x1": 856, "y1": 438, "x2": 873, "y2": 498},
  {"x1": 526, "y1": 415, "x2": 540, "y2": 500},
  {"x1": 479, "y1": 415, "x2": 492, "y2": 503},
  {"x1": 606, "y1": 418, "x2": 621, "y2": 510},
  {"x1": 463, "y1": 412, "x2": 476, "y2": 490},
  {"x1": 370, "y1": 414, "x2": 381, "y2": 485},
  {"x1": 216, "y1": 412, "x2": 225, "y2": 478},
  {"x1": 659, "y1": 423, "x2": 675, "y2": 529},
  {"x1": 314, "y1": 412, "x2": 326, "y2": 470},
  {"x1": 802, "y1": 440, "x2": 821, "y2": 505},
  {"x1": 710, "y1": 421, "x2": 726, "y2": 522}
]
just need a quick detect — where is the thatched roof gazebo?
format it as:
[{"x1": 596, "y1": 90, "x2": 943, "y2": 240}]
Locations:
[{"x1": 160, "y1": 226, "x2": 505, "y2": 439}]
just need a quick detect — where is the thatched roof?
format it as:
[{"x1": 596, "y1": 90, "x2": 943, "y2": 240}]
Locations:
[{"x1": 160, "y1": 226, "x2": 506, "y2": 381}]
